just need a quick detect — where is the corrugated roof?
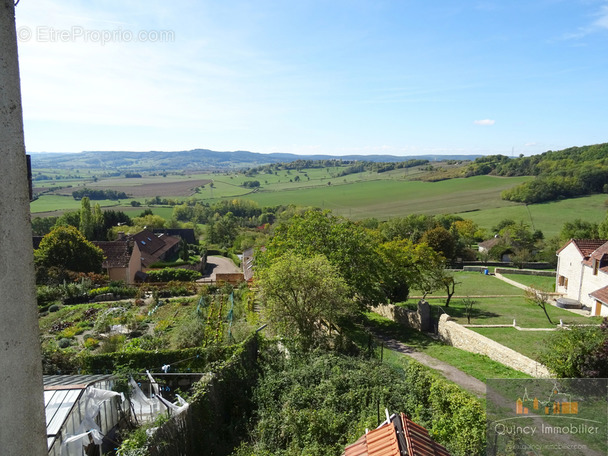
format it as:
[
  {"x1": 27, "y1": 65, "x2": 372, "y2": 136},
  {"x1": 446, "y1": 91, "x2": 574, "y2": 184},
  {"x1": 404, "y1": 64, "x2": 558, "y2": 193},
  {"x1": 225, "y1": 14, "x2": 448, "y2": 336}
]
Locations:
[
  {"x1": 43, "y1": 374, "x2": 113, "y2": 388},
  {"x1": 343, "y1": 435, "x2": 369, "y2": 456},
  {"x1": 367, "y1": 422, "x2": 401, "y2": 455}
]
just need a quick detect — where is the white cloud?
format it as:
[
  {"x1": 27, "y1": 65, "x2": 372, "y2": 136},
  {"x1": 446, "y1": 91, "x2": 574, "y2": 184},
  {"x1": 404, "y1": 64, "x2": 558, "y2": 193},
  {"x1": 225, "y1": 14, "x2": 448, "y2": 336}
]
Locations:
[
  {"x1": 473, "y1": 119, "x2": 495, "y2": 126},
  {"x1": 561, "y1": 3, "x2": 608, "y2": 40}
]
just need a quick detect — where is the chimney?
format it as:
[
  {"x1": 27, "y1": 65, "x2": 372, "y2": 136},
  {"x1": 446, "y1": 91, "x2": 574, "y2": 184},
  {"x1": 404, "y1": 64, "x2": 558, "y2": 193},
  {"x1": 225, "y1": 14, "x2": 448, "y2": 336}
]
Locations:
[{"x1": 118, "y1": 231, "x2": 125, "y2": 240}]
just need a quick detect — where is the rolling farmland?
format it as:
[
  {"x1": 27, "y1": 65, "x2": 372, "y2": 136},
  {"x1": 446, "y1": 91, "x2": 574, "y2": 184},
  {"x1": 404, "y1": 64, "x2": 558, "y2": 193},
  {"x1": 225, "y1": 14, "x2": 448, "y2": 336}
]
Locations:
[{"x1": 29, "y1": 163, "x2": 608, "y2": 237}]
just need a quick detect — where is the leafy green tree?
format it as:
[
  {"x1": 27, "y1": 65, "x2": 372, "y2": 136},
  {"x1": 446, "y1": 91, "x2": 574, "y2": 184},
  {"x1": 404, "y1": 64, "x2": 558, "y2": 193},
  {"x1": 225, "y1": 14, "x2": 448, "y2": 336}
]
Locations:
[
  {"x1": 34, "y1": 225, "x2": 104, "y2": 274},
  {"x1": 256, "y1": 252, "x2": 353, "y2": 350},
  {"x1": 421, "y1": 226, "x2": 456, "y2": 260},
  {"x1": 380, "y1": 214, "x2": 437, "y2": 243},
  {"x1": 131, "y1": 214, "x2": 166, "y2": 229},
  {"x1": 31, "y1": 216, "x2": 58, "y2": 236},
  {"x1": 377, "y1": 239, "x2": 443, "y2": 302},
  {"x1": 54, "y1": 210, "x2": 80, "y2": 229},
  {"x1": 206, "y1": 213, "x2": 238, "y2": 247},
  {"x1": 91, "y1": 203, "x2": 105, "y2": 240},
  {"x1": 598, "y1": 212, "x2": 608, "y2": 239},
  {"x1": 560, "y1": 219, "x2": 599, "y2": 241},
  {"x1": 78, "y1": 197, "x2": 94, "y2": 240},
  {"x1": 452, "y1": 219, "x2": 480, "y2": 247},
  {"x1": 260, "y1": 210, "x2": 383, "y2": 306}
]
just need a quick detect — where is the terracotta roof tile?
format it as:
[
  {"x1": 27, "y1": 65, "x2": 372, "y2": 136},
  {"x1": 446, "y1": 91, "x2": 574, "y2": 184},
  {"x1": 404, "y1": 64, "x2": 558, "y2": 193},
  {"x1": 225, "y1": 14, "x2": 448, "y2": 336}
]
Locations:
[
  {"x1": 479, "y1": 237, "x2": 502, "y2": 250},
  {"x1": 343, "y1": 423, "x2": 399, "y2": 456},
  {"x1": 402, "y1": 414, "x2": 451, "y2": 456},
  {"x1": 131, "y1": 229, "x2": 166, "y2": 255},
  {"x1": 342, "y1": 435, "x2": 369, "y2": 456},
  {"x1": 94, "y1": 241, "x2": 131, "y2": 268},
  {"x1": 589, "y1": 241, "x2": 608, "y2": 260},
  {"x1": 343, "y1": 413, "x2": 451, "y2": 456},
  {"x1": 590, "y1": 285, "x2": 608, "y2": 305},
  {"x1": 558, "y1": 239, "x2": 608, "y2": 258}
]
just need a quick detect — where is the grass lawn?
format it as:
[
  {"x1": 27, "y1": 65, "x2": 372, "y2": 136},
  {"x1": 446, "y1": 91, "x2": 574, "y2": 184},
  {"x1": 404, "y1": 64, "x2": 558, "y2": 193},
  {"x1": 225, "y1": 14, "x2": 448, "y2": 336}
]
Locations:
[
  {"x1": 407, "y1": 271, "x2": 522, "y2": 299},
  {"x1": 470, "y1": 327, "x2": 557, "y2": 361},
  {"x1": 440, "y1": 296, "x2": 601, "y2": 328},
  {"x1": 405, "y1": 272, "x2": 599, "y2": 328},
  {"x1": 363, "y1": 313, "x2": 531, "y2": 382},
  {"x1": 500, "y1": 273, "x2": 556, "y2": 291}
]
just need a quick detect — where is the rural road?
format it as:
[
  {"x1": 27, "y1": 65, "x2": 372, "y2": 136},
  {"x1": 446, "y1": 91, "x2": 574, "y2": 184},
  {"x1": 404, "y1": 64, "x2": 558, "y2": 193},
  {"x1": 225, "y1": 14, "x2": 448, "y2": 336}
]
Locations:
[
  {"x1": 375, "y1": 334, "x2": 487, "y2": 397},
  {"x1": 199, "y1": 255, "x2": 241, "y2": 282}
]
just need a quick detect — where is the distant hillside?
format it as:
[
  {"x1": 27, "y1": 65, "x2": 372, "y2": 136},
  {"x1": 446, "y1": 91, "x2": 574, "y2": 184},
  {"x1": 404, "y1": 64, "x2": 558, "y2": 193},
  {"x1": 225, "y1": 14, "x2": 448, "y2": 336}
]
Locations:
[
  {"x1": 464, "y1": 142, "x2": 608, "y2": 203},
  {"x1": 29, "y1": 149, "x2": 482, "y2": 171}
]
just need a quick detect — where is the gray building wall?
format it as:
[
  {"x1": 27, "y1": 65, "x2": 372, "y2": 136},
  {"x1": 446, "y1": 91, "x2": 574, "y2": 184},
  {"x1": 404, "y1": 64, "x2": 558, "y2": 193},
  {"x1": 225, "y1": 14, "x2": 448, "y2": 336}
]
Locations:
[{"x1": 0, "y1": 2, "x2": 48, "y2": 454}]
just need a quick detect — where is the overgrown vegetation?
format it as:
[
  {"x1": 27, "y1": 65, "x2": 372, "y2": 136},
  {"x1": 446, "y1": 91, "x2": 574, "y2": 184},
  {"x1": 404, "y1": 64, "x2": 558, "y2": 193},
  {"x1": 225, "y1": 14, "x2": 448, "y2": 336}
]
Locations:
[
  {"x1": 541, "y1": 318, "x2": 608, "y2": 378},
  {"x1": 233, "y1": 347, "x2": 485, "y2": 456}
]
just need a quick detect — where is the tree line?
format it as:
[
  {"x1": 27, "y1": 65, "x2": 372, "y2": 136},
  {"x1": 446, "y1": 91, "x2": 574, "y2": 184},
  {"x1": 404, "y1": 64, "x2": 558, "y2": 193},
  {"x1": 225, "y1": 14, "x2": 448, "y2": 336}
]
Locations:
[
  {"x1": 72, "y1": 188, "x2": 128, "y2": 200},
  {"x1": 464, "y1": 143, "x2": 608, "y2": 203}
]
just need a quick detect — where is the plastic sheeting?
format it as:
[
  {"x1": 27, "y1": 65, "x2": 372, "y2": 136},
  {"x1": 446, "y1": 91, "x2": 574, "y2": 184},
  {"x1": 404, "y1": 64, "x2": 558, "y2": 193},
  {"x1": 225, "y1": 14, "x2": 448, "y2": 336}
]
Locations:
[
  {"x1": 128, "y1": 373, "x2": 189, "y2": 423},
  {"x1": 60, "y1": 387, "x2": 123, "y2": 456}
]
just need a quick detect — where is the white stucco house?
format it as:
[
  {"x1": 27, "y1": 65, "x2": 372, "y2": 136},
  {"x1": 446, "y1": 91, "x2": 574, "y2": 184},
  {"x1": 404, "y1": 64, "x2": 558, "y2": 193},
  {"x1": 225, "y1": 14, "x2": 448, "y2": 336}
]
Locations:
[{"x1": 556, "y1": 239, "x2": 608, "y2": 317}]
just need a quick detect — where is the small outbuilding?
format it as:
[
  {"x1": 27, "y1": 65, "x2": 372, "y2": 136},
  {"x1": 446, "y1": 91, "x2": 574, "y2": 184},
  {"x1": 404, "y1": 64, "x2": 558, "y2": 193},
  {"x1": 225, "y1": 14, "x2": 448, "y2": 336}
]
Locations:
[{"x1": 44, "y1": 374, "x2": 125, "y2": 456}]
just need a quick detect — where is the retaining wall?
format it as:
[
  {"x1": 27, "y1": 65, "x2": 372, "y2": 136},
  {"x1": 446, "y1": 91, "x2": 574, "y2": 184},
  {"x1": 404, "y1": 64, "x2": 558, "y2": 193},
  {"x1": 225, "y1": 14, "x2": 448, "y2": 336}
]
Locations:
[
  {"x1": 372, "y1": 304, "x2": 551, "y2": 378},
  {"x1": 437, "y1": 314, "x2": 550, "y2": 378},
  {"x1": 372, "y1": 300, "x2": 431, "y2": 332},
  {"x1": 494, "y1": 268, "x2": 555, "y2": 277}
]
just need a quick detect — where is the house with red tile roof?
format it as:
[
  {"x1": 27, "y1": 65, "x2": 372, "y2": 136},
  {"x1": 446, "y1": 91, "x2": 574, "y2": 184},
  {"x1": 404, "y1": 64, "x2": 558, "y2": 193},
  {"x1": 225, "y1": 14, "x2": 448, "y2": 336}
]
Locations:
[
  {"x1": 556, "y1": 239, "x2": 608, "y2": 316},
  {"x1": 94, "y1": 239, "x2": 137, "y2": 283},
  {"x1": 93, "y1": 230, "x2": 182, "y2": 284},
  {"x1": 342, "y1": 411, "x2": 450, "y2": 456}
]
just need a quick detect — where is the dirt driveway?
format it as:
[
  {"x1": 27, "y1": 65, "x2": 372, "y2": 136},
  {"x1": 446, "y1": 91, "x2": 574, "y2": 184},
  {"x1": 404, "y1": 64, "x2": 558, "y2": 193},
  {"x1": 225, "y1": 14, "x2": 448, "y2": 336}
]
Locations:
[{"x1": 199, "y1": 255, "x2": 241, "y2": 282}]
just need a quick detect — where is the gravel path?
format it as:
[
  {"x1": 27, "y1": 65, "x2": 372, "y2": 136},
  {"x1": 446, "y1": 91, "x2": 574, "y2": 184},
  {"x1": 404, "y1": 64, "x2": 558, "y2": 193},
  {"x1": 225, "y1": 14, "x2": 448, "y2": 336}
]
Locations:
[{"x1": 375, "y1": 334, "x2": 487, "y2": 397}]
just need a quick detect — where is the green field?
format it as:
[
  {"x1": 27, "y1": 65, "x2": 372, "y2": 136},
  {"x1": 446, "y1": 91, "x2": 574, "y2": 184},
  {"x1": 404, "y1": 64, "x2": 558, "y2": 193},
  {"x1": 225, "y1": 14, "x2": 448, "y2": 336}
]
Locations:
[
  {"x1": 246, "y1": 175, "x2": 531, "y2": 219},
  {"x1": 30, "y1": 164, "x2": 608, "y2": 238},
  {"x1": 30, "y1": 195, "x2": 124, "y2": 214},
  {"x1": 456, "y1": 194, "x2": 608, "y2": 238}
]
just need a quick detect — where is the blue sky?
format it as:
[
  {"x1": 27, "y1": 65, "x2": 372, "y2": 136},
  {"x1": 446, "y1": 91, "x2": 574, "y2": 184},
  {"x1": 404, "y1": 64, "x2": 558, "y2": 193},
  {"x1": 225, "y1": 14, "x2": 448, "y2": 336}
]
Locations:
[{"x1": 14, "y1": 1, "x2": 608, "y2": 156}]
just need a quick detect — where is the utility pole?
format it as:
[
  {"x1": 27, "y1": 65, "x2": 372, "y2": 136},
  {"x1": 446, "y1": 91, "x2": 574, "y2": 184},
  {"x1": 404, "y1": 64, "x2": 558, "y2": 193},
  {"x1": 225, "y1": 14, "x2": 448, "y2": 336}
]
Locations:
[{"x1": 0, "y1": 2, "x2": 47, "y2": 455}]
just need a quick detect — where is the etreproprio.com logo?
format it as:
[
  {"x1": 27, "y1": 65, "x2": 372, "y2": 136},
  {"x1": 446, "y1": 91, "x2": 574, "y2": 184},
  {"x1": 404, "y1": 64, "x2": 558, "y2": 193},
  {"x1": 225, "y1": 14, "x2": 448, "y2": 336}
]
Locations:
[{"x1": 17, "y1": 26, "x2": 175, "y2": 45}]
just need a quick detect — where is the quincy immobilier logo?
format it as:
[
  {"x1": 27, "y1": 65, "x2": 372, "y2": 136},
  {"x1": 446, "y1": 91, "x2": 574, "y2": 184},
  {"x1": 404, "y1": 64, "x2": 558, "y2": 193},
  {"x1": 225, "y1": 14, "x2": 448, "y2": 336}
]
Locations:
[{"x1": 486, "y1": 378, "x2": 607, "y2": 456}]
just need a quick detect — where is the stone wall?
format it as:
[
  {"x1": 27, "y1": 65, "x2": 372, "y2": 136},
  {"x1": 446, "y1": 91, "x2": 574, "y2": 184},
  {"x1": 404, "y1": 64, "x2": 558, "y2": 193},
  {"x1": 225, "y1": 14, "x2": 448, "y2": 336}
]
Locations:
[
  {"x1": 215, "y1": 272, "x2": 245, "y2": 284},
  {"x1": 437, "y1": 314, "x2": 551, "y2": 378},
  {"x1": 372, "y1": 301, "x2": 431, "y2": 332},
  {"x1": 495, "y1": 268, "x2": 556, "y2": 277}
]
